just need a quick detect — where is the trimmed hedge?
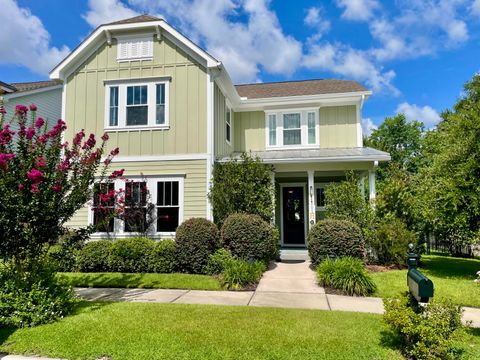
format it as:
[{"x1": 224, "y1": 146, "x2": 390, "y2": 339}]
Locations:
[
  {"x1": 76, "y1": 240, "x2": 112, "y2": 272},
  {"x1": 221, "y1": 213, "x2": 278, "y2": 262},
  {"x1": 308, "y1": 219, "x2": 365, "y2": 266},
  {"x1": 150, "y1": 239, "x2": 176, "y2": 273},
  {"x1": 175, "y1": 218, "x2": 221, "y2": 274},
  {"x1": 107, "y1": 237, "x2": 155, "y2": 273}
]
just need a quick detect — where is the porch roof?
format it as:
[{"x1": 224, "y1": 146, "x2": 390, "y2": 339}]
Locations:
[{"x1": 221, "y1": 147, "x2": 390, "y2": 164}]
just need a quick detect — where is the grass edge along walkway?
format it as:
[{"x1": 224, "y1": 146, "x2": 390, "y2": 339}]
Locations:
[{"x1": 57, "y1": 272, "x2": 222, "y2": 291}]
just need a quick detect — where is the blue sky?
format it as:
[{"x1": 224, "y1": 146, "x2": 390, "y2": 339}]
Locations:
[{"x1": 1, "y1": 0, "x2": 479, "y2": 133}]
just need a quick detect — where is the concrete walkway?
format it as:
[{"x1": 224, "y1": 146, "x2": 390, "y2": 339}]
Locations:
[{"x1": 74, "y1": 259, "x2": 480, "y2": 327}]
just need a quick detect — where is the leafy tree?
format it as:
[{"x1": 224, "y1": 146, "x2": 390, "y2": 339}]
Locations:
[
  {"x1": 416, "y1": 75, "x2": 480, "y2": 251},
  {"x1": 209, "y1": 152, "x2": 274, "y2": 227}
]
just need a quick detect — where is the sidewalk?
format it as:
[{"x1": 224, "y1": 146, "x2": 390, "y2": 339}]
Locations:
[{"x1": 75, "y1": 260, "x2": 480, "y2": 327}]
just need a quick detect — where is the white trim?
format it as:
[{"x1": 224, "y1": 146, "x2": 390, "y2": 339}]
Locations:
[
  {"x1": 225, "y1": 102, "x2": 232, "y2": 146},
  {"x1": 206, "y1": 70, "x2": 215, "y2": 221},
  {"x1": 116, "y1": 34, "x2": 153, "y2": 62},
  {"x1": 265, "y1": 108, "x2": 320, "y2": 150},
  {"x1": 107, "y1": 154, "x2": 209, "y2": 163},
  {"x1": 104, "y1": 79, "x2": 169, "y2": 131},
  {"x1": 279, "y1": 183, "x2": 308, "y2": 248},
  {"x1": 50, "y1": 20, "x2": 220, "y2": 79},
  {"x1": 307, "y1": 170, "x2": 315, "y2": 230},
  {"x1": 260, "y1": 155, "x2": 391, "y2": 164},
  {"x1": 369, "y1": 169, "x2": 376, "y2": 204},
  {"x1": 60, "y1": 83, "x2": 67, "y2": 151},
  {"x1": 3, "y1": 84, "x2": 63, "y2": 100},
  {"x1": 89, "y1": 175, "x2": 185, "y2": 237},
  {"x1": 314, "y1": 183, "x2": 327, "y2": 212},
  {"x1": 356, "y1": 96, "x2": 364, "y2": 147}
]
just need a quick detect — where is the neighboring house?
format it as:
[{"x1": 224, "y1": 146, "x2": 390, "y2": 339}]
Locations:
[
  {"x1": 1, "y1": 80, "x2": 62, "y2": 129},
  {"x1": 44, "y1": 15, "x2": 389, "y2": 250}
]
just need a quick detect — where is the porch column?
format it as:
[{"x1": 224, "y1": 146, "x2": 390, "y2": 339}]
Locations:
[
  {"x1": 359, "y1": 173, "x2": 365, "y2": 199},
  {"x1": 271, "y1": 171, "x2": 276, "y2": 226},
  {"x1": 307, "y1": 170, "x2": 316, "y2": 229},
  {"x1": 368, "y1": 169, "x2": 376, "y2": 206}
]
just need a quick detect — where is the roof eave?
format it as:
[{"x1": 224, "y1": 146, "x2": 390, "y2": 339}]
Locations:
[{"x1": 3, "y1": 84, "x2": 63, "y2": 100}]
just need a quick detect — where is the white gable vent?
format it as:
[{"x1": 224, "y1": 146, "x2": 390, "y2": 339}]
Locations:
[{"x1": 117, "y1": 36, "x2": 153, "y2": 61}]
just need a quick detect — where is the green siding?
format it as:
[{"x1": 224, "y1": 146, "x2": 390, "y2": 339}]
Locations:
[
  {"x1": 66, "y1": 159, "x2": 207, "y2": 228},
  {"x1": 65, "y1": 35, "x2": 207, "y2": 157},
  {"x1": 213, "y1": 84, "x2": 233, "y2": 157},
  {"x1": 319, "y1": 105, "x2": 357, "y2": 148},
  {"x1": 234, "y1": 111, "x2": 265, "y2": 152}
]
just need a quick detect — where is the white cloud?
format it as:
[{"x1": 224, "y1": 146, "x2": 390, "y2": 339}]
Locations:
[
  {"x1": 396, "y1": 102, "x2": 441, "y2": 127},
  {"x1": 302, "y1": 43, "x2": 399, "y2": 95},
  {"x1": 473, "y1": 0, "x2": 480, "y2": 16},
  {"x1": 83, "y1": 0, "x2": 139, "y2": 28},
  {"x1": 335, "y1": 0, "x2": 380, "y2": 21},
  {"x1": 362, "y1": 118, "x2": 377, "y2": 136},
  {"x1": 305, "y1": 7, "x2": 321, "y2": 26},
  {"x1": 0, "y1": 0, "x2": 70, "y2": 75},
  {"x1": 304, "y1": 6, "x2": 331, "y2": 41}
]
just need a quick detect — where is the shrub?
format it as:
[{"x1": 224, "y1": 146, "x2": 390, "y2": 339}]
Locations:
[
  {"x1": 46, "y1": 244, "x2": 78, "y2": 272},
  {"x1": 308, "y1": 219, "x2": 365, "y2": 265},
  {"x1": 209, "y1": 152, "x2": 274, "y2": 227},
  {"x1": 0, "y1": 262, "x2": 76, "y2": 328},
  {"x1": 384, "y1": 293, "x2": 463, "y2": 360},
  {"x1": 108, "y1": 237, "x2": 155, "y2": 273},
  {"x1": 76, "y1": 240, "x2": 112, "y2": 272},
  {"x1": 205, "y1": 248, "x2": 235, "y2": 275},
  {"x1": 370, "y1": 217, "x2": 418, "y2": 265},
  {"x1": 316, "y1": 257, "x2": 376, "y2": 296},
  {"x1": 150, "y1": 239, "x2": 176, "y2": 273},
  {"x1": 175, "y1": 218, "x2": 220, "y2": 274},
  {"x1": 221, "y1": 258, "x2": 266, "y2": 290},
  {"x1": 221, "y1": 213, "x2": 278, "y2": 262}
]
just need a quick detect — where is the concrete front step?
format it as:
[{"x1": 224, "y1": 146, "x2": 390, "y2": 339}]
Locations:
[{"x1": 279, "y1": 248, "x2": 309, "y2": 261}]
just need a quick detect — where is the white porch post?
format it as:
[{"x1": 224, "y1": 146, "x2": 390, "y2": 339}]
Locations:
[
  {"x1": 271, "y1": 171, "x2": 276, "y2": 226},
  {"x1": 360, "y1": 173, "x2": 365, "y2": 199},
  {"x1": 368, "y1": 169, "x2": 376, "y2": 206},
  {"x1": 307, "y1": 170, "x2": 316, "y2": 230}
]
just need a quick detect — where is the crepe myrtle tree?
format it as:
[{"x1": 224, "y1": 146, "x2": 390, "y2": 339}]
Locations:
[{"x1": 0, "y1": 102, "x2": 124, "y2": 269}]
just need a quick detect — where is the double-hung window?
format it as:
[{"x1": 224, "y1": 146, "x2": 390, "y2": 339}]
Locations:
[
  {"x1": 225, "y1": 106, "x2": 232, "y2": 144},
  {"x1": 266, "y1": 109, "x2": 319, "y2": 148},
  {"x1": 91, "y1": 176, "x2": 183, "y2": 236},
  {"x1": 105, "y1": 78, "x2": 169, "y2": 130}
]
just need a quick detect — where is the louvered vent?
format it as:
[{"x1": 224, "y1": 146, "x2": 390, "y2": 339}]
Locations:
[{"x1": 117, "y1": 36, "x2": 153, "y2": 61}]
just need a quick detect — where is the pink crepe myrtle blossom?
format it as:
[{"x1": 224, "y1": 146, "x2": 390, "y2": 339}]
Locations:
[
  {"x1": 27, "y1": 168, "x2": 44, "y2": 184},
  {"x1": 108, "y1": 169, "x2": 124, "y2": 179},
  {"x1": 0, "y1": 125, "x2": 15, "y2": 145},
  {"x1": 15, "y1": 105, "x2": 28, "y2": 116},
  {"x1": 34, "y1": 156, "x2": 47, "y2": 168},
  {"x1": 57, "y1": 159, "x2": 70, "y2": 172},
  {"x1": 0, "y1": 107, "x2": 6, "y2": 114},
  {"x1": 101, "y1": 133, "x2": 109, "y2": 141},
  {"x1": 30, "y1": 184, "x2": 40, "y2": 193},
  {"x1": 29, "y1": 103, "x2": 37, "y2": 112},
  {"x1": 34, "y1": 117, "x2": 45, "y2": 128},
  {"x1": 37, "y1": 134, "x2": 48, "y2": 145},
  {"x1": 52, "y1": 183, "x2": 62, "y2": 193},
  {"x1": 73, "y1": 130, "x2": 85, "y2": 146},
  {"x1": 18, "y1": 183, "x2": 24, "y2": 191},
  {"x1": 47, "y1": 119, "x2": 66, "y2": 138},
  {"x1": 26, "y1": 127, "x2": 35, "y2": 140},
  {"x1": 82, "y1": 134, "x2": 96, "y2": 149},
  {"x1": 0, "y1": 153, "x2": 15, "y2": 169}
]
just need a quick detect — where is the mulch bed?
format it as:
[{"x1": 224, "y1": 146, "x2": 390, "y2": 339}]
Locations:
[{"x1": 366, "y1": 264, "x2": 407, "y2": 272}]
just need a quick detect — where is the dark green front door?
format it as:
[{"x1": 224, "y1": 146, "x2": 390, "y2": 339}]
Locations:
[{"x1": 282, "y1": 186, "x2": 305, "y2": 246}]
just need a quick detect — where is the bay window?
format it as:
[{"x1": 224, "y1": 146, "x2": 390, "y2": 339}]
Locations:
[
  {"x1": 105, "y1": 78, "x2": 169, "y2": 130},
  {"x1": 266, "y1": 108, "x2": 319, "y2": 148}
]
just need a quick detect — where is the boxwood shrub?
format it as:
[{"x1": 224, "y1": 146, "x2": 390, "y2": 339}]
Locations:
[
  {"x1": 76, "y1": 240, "x2": 112, "y2": 272},
  {"x1": 150, "y1": 239, "x2": 176, "y2": 273},
  {"x1": 316, "y1": 257, "x2": 376, "y2": 296},
  {"x1": 308, "y1": 219, "x2": 365, "y2": 265},
  {"x1": 175, "y1": 218, "x2": 221, "y2": 274},
  {"x1": 221, "y1": 213, "x2": 278, "y2": 262},
  {"x1": 107, "y1": 237, "x2": 155, "y2": 273}
]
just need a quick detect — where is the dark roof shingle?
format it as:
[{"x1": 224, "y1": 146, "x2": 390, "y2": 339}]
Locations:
[
  {"x1": 235, "y1": 79, "x2": 367, "y2": 99},
  {"x1": 106, "y1": 15, "x2": 161, "y2": 25},
  {"x1": 9, "y1": 80, "x2": 61, "y2": 93}
]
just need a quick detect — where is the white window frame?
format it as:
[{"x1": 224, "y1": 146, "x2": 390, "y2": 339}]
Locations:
[
  {"x1": 265, "y1": 108, "x2": 320, "y2": 150},
  {"x1": 315, "y1": 183, "x2": 327, "y2": 211},
  {"x1": 89, "y1": 175, "x2": 184, "y2": 238},
  {"x1": 225, "y1": 103, "x2": 232, "y2": 146},
  {"x1": 117, "y1": 34, "x2": 153, "y2": 62},
  {"x1": 104, "y1": 78, "x2": 170, "y2": 131}
]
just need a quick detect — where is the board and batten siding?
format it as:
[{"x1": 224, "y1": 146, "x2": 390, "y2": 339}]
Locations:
[
  {"x1": 65, "y1": 159, "x2": 207, "y2": 228},
  {"x1": 213, "y1": 83, "x2": 234, "y2": 157},
  {"x1": 64, "y1": 34, "x2": 207, "y2": 157},
  {"x1": 3, "y1": 87, "x2": 62, "y2": 131},
  {"x1": 233, "y1": 105, "x2": 358, "y2": 152}
]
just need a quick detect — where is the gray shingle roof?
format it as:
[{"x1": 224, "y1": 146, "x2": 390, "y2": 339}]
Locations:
[
  {"x1": 9, "y1": 80, "x2": 61, "y2": 93},
  {"x1": 221, "y1": 147, "x2": 390, "y2": 163},
  {"x1": 235, "y1": 79, "x2": 367, "y2": 99},
  {"x1": 106, "y1": 15, "x2": 162, "y2": 25}
]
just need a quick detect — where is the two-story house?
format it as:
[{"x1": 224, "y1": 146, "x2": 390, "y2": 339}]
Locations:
[{"x1": 47, "y1": 15, "x2": 390, "y2": 249}]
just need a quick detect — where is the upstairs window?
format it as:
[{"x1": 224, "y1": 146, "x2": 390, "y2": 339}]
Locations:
[
  {"x1": 266, "y1": 109, "x2": 319, "y2": 148},
  {"x1": 117, "y1": 36, "x2": 153, "y2": 61},
  {"x1": 225, "y1": 106, "x2": 232, "y2": 144},
  {"x1": 105, "y1": 79, "x2": 169, "y2": 130}
]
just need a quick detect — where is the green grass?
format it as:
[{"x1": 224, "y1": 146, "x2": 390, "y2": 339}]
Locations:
[
  {"x1": 0, "y1": 302, "x2": 408, "y2": 360},
  {"x1": 371, "y1": 254, "x2": 480, "y2": 307},
  {"x1": 57, "y1": 272, "x2": 222, "y2": 291}
]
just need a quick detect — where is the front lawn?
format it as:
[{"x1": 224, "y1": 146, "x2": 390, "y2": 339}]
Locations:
[
  {"x1": 0, "y1": 302, "x2": 406, "y2": 360},
  {"x1": 58, "y1": 272, "x2": 222, "y2": 291},
  {"x1": 371, "y1": 254, "x2": 480, "y2": 307}
]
